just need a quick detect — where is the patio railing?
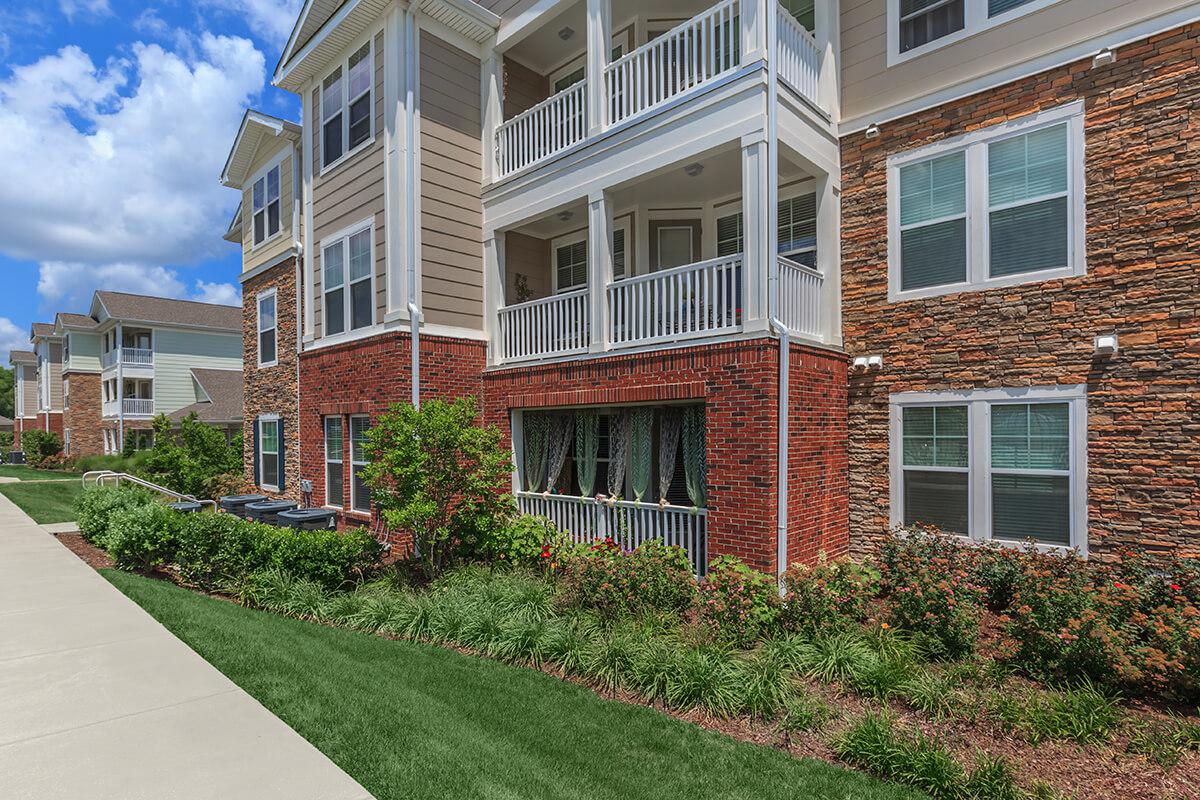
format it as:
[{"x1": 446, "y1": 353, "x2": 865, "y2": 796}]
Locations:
[
  {"x1": 777, "y1": 254, "x2": 823, "y2": 339},
  {"x1": 776, "y1": 6, "x2": 820, "y2": 107},
  {"x1": 608, "y1": 254, "x2": 742, "y2": 347},
  {"x1": 497, "y1": 288, "x2": 590, "y2": 362},
  {"x1": 496, "y1": 80, "x2": 587, "y2": 177},
  {"x1": 122, "y1": 398, "x2": 155, "y2": 416}
]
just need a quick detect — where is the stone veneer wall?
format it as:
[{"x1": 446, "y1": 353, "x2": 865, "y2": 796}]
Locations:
[
  {"x1": 840, "y1": 24, "x2": 1200, "y2": 560},
  {"x1": 62, "y1": 372, "x2": 103, "y2": 457},
  {"x1": 243, "y1": 259, "x2": 301, "y2": 500}
]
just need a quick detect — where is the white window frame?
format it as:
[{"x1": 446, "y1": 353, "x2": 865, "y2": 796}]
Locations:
[
  {"x1": 318, "y1": 30, "x2": 377, "y2": 175},
  {"x1": 250, "y1": 152, "x2": 286, "y2": 249},
  {"x1": 323, "y1": 416, "x2": 345, "y2": 509},
  {"x1": 349, "y1": 414, "x2": 371, "y2": 515},
  {"x1": 886, "y1": 0, "x2": 1066, "y2": 65},
  {"x1": 888, "y1": 385, "x2": 1087, "y2": 554},
  {"x1": 258, "y1": 414, "x2": 281, "y2": 492},
  {"x1": 319, "y1": 218, "x2": 375, "y2": 339},
  {"x1": 256, "y1": 288, "x2": 278, "y2": 368},
  {"x1": 886, "y1": 101, "x2": 1085, "y2": 302},
  {"x1": 551, "y1": 231, "x2": 589, "y2": 293}
]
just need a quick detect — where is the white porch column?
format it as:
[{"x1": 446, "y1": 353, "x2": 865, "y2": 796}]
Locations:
[
  {"x1": 587, "y1": 190, "x2": 613, "y2": 353},
  {"x1": 740, "y1": 133, "x2": 770, "y2": 333},
  {"x1": 585, "y1": 0, "x2": 611, "y2": 137},
  {"x1": 814, "y1": 0, "x2": 840, "y2": 117},
  {"x1": 484, "y1": 234, "x2": 506, "y2": 366},
  {"x1": 481, "y1": 38, "x2": 502, "y2": 185},
  {"x1": 815, "y1": 173, "x2": 841, "y2": 346},
  {"x1": 740, "y1": 0, "x2": 770, "y2": 65}
]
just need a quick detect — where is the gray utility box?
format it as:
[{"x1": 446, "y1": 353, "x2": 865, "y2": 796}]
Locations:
[
  {"x1": 168, "y1": 501, "x2": 202, "y2": 513},
  {"x1": 244, "y1": 499, "x2": 299, "y2": 525},
  {"x1": 218, "y1": 494, "x2": 268, "y2": 518},
  {"x1": 276, "y1": 508, "x2": 338, "y2": 531}
]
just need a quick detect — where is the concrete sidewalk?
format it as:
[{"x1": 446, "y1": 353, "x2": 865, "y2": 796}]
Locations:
[{"x1": 0, "y1": 492, "x2": 374, "y2": 800}]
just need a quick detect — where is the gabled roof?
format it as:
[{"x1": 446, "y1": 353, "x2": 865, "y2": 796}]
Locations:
[
  {"x1": 91, "y1": 291, "x2": 242, "y2": 333},
  {"x1": 220, "y1": 110, "x2": 301, "y2": 188},
  {"x1": 274, "y1": 0, "x2": 498, "y2": 93},
  {"x1": 167, "y1": 368, "x2": 244, "y2": 425},
  {"x1": 9, "y1": 350, "x2": 36, "y2": 365},
  {"x1": 30, "y1": 322, "x2": 57, "y2": 339},
  {"x1": 55, "y1": 312, "x2": 99, "y2": 333},
  {"x1": 0, "y1": 416, "x2": 13, "y2": 427},
  {"x1": 224, "y1": 201, "x2": 244, "y2": 244}
]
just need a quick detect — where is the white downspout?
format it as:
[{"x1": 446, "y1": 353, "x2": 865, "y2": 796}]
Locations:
[
  {"x1": 293, "y1": 139, "x2": 304, "y2": 499},
  {"x1": 766, "y1": 0, "x2": 785, "y2": 585},
  {"x1": 770, "y1": 317, "x2": 789, "y2": 586},
  {"x1": 116, "y1": 324, "x2": 124, "y2": 452},
  {"x1": 404, "y1": 8, "x2": 421, "y2": 409}
]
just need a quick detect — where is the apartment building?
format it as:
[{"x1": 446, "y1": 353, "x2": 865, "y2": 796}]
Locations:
[
  {"x1": 29, "y1": 323, "x2": 65, "y2": 445},
  {"x1": 49, "y1": 292, "x2": 244, "y2": 456},
  {"x1": 234, "y1": 0, "x2": 1198, "y2": 571},
  {"x1": 8, "y1": 350, "x2": 38, "y2": 449}
]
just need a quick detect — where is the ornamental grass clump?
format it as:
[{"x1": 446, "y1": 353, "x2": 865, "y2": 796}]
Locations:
[{"x1": 834, "y1": 710, "x2": 965, "y2": 800}]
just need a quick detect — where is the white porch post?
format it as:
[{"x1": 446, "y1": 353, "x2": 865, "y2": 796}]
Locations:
[
  {"x1": 740, "y1": 0, "x2": 770, "y2": 64},
  {"x1": 814, "y1": 0, "x2": 840, "y2": 117},
  {"x1": 815, "y1": 173, "x2": 841, "y2": 345},
  {"x1": 481, "y1": 38, "x2": 502, "y2": 185},
  {"x1": 585, "y1": 0, "x2": 611, "y2": 137},
  {"x1": 740, "y1": 133, "x2": 770, "y2": 333},
  {"x1": 587, "y1": 190, "x2": 613, "y2": 353},
  {"x1": 483, "y1": 233, "x2": 506, "y2": 365}
]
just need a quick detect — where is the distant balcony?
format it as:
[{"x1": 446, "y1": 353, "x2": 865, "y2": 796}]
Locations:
[
  {"x1": 122, "y1": 398, "x2": 154, "y2": 416},
  {"x1": 102, "y1": 348, "x2": 154, "y2": 369}
]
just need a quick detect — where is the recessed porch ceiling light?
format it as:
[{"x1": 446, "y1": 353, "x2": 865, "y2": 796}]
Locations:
[
  {"x1": 558, "y1": 26, "x2": 574, "y2": 40},
  {"x1": 683, "y1": 162, "x2": 704, "y2": 177},
  {"x1": 557, "y1": 211, "x2": 574, "y2": 222}
]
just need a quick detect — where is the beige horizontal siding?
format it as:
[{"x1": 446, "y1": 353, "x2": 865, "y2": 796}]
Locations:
[
  {"x1": 242, "y1": 150, "x2": 294, "y2": 274},
  {"x1": 503, "y1": 56, "x2": 548, "y2": 119},
  {"x1": 504, "y1": 231, "x2": 550, "y2": 304},
  {"x1": 420, "y1": 30, "x2": 483, "y2": 331}
]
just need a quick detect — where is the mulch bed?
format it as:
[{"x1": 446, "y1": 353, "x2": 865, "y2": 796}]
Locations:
[{"x1": 55, "y1": 532, "x2": 113, "y2": 569}]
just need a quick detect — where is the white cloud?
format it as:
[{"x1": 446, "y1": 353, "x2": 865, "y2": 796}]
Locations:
[
  {"x1": 58, "y1": 0, "x2": 112, "y2": 23},
  {"x1": 0, "y1": 317, "x2": 30, "y2": 363},
  {"x1": 37, "y1": 262, "x2": 241, "y2": 312},
  {"x1": 201, "y1": 0, "x2": 302, "y2": 49},
  {"x1": 193, "y1": 280, "x2": 242, "y2": 306},
  {"x1": 0, "y1": 34, "x2": 265, "y2": 268}
]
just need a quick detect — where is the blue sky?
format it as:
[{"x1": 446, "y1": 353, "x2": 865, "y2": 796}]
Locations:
[{"x1": 0, "y1": 0, "x2": 303, "y2": 359}]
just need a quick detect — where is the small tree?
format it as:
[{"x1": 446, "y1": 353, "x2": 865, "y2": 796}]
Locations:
[
  {"x1": 21, "y1": 429, "x2": 63, "y2": 467},
  {"x1": 140, "y1": 414, "x2": 241, "y2": 498},
  {"x1": 362, "y1": 397, "x2": 512, "y2": 578}
]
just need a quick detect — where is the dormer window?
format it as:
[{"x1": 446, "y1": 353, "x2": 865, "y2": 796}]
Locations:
[
  {"x1": 252, "y1": 164, "x2": 281, "y2": 246},
  {"x1": 321, "y1": 40, "x2": 373, "y2": 170}
]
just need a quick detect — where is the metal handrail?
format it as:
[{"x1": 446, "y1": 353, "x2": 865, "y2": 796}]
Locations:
[{"x1": 82, "y1": 470, "x2": 217, "y2": 510}]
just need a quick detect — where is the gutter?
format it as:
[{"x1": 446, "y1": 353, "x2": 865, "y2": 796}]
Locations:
[
  {"x1": 405, "y1": 8, "x2": 421, "y2": 409},
  {"x1": 770, "y1": 317, "x2": 789, "y2": 587}
]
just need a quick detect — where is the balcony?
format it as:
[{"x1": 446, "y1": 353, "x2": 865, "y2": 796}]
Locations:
[
  {"x1": 491, "y1": 0, "x2": 829, "y2": 181},
  {"x1": 122, "y1": 398, "x2": 154, "y2": 416},
  {"x1": 101, "y1": 347, "x2": 154, "y2": 369}
]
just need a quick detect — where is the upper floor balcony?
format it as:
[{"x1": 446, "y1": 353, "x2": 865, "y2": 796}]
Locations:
[
  {"x1": 101, "y1": 347, "x2": 155, "y2": 369},
  {"x1": 487, "y1": 0, "x2": 836, "y2": 184}
]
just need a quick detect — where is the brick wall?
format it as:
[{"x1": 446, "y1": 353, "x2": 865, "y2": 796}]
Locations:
[
  {"x1": 297, "y1": 330, "x2": 486, "y2": 536},
  {"x1": 243, "y1": 259, "x2": 301, "y2": 499},
  {"x1": 62, "y1": 372, "x2": 103, "y2": 457},
  {"x1": 36, "y1": 413, "x2": 63, "y2": 439},
  {"x1": 483, "y1": 337, "x2": 849, "y2": 574},
  {"x1": 840, "y1": 25, "x2": 1200, "y2": 559}
]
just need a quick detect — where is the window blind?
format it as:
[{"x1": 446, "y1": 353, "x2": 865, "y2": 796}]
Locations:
[
  {"x1": 988, "y1": 123, "x2": 1068, "y2": 277},
  {"x1": 899, "y1": 151, "x2": 967, "y2": 291},
  {"x1": 556, "y1": 240, "x2": 587, "y2": 290}
]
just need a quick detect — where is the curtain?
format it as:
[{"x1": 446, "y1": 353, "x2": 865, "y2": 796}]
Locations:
[
  {"x1": 607, "y1": 409, "x2": 629, "y2": 497},
  {"x1": 522, "y1": 411, "x2": 550, "y2": 491},
  {"x1": 545, "y1": 413, "x2": 574, "y2": 492},
  {"x1": 658, "y1": 407, "x2": 681, "y2": 500},
  {"x1": 682, "y1": 405, "x2": 707, "y2": 507},
  {"x1": 629, "y1": 407, "x2": 654, "y2": 502},
  {"x1": 575, "y1": 410, "x2": 599, "y2": 496}
]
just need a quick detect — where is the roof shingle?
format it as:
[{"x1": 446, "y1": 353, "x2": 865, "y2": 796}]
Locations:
[
  {"x1": 96, "y1": 291, "x2": 241, "y2": 332},
  {"x1": 167, "y1": 368, "x2": 244, "y2": 424}
]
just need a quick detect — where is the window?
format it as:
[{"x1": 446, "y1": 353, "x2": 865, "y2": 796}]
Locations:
[
  {"x1": 252, "y1": 164, "x2": 281, "y2": 246},
  {"x1": 716, "y1": 212, "x2": 743, "y2": 257},
  {"x1": 888, "y1": 103, "x2": 1083, "y2": 300},
  {"x1": 778, "y1": 193, "x2": 817, "y2": 266},
  {"x1": 780, "y1": 0, "x2": 816, "y2": 30},
  {"x1": 350, "y1": 415, "x2": 371, "y2": 514},
  {"x1": 891, "y1": 0, "x2": 1060, "y2": 62},
  {"x1": 612, "y1": 223, "x2": 628, "y2": 279},
  {"x1": 656, "y1": 226, "x2": 694, "y2": 269},
  {"x1": 553, "y1": 66, "x2": 584, "y2": 93},
  {"x1": 322, "y1": 223, "x2": 374, "y2": 336},
  {"x1": 890, "y1": 387, "x2": 1085, "y2": 550},
  {"x1": 258, "y1": 417, "x2": 280, "y2": 490},
  {"x1": 321, "y1": 40, "x2": 373, "y2": 169},
  {"x1": 324, "y1": 416, "x2": 344, "y2": 507},
  {"x1": 257, "y1": 290, "x2": 277, "y2": 367},
  {"x1": 554, "y1": 238, "x2": 587, "y2": 292},
  {"x1": 63, "y1": 377, "x2": 70, "y2": 410}
]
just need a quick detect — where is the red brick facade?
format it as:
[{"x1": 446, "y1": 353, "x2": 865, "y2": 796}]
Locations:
[
  {"x1": 243, "y1": 260, "x2": 301, "y2": 499},
  {"x1": 62, "y1": 372, "x2": 103, "y2": 457},
  {"x1": 840, "y1": 25, "x2": 1200, "y2": 560}
]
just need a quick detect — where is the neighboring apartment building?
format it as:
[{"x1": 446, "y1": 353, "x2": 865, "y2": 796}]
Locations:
[
  {"x1": 50, "y1": 292, "x2": 244, "y2": 456},
  {"x1": 229, "y1": 0, "x2": 1198, "y2": 571},
  {"x1": 8, "y1": 350, "x2": 38, "y2": 449},
  {"x1": 30, "y1": 323, "x2": 64, "y2": 443}
]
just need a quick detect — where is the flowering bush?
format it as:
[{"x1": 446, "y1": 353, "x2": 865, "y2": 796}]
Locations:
[
  {"x1": 781, "y1": 553, "x2": 878, "y2": 634},
  {"x1": 557, "y1": 539, "x2": 695, "y2": 618},
  {"x1": 876, "y1": 528, "x2": 985, "y2": 659},
  {"x1": 463, "y1": 513, "x2": 556, "y2": 567},
  {"x1": 695, "y1": 556, "x2": 781, "y2": 645}
]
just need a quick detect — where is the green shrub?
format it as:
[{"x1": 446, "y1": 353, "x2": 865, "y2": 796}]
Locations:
[
  {"x1": 781, "y1": 553, "x2": 878, "y2": 634},
  {"x1": 21, "y1": 429, "x2": 63, "y2": 467},
  {"x1": 695, "y1": 556, "x2": 781, "y2": 645},
  {"x1": 663, "y1": 646, "x2": 742, "y2": 716},
  {"x1": 104, "y1": 503, "x2": 183, "y2": 572},
  {"x1": 735, "y1": 651, "x2": 794, "y2": 719},
  {"x1": 468, "y1": 513, "x2": 558, "y2": 567},
  {"x1": 70, "y1": 452, "x2": 152, "y2": 476},
  {"x1": 557, "y1": 539, "x2": 696, "y2": 619},
  {"x1": 74, "y1": 485, "x2": 155, "y2": 545},
  {"x1": 900, "y1": 670, "x2": 959, "y2": 719},
  {"x1": 796, "y1": 630, "x2": 874, "y2": 685},
  {"x1": 138, "y1": 414, "x2": 242, "y2": 499}
]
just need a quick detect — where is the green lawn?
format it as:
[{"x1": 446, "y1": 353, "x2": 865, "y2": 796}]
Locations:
[
  {"x1": 0, "y1": 480, "x2": 84, "y2": 523},
  {"x1": 105, "y1": 570, "x2": 924, "y2": 800},
  {"x1": 0, "y1": 465, "x2": 82, "y2": 481}
]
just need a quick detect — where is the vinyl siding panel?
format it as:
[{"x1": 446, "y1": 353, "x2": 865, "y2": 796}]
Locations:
[
  {"x1": 66, "y1": 332, "x2": 101, "y2": 373},
  {"x1": 47, "y1": 344, "x2": 63, "y2": 409},
  {"x1": 242, "y1": 148, "x2": 295, "y2": 275},
  {"x1": 477, "y1": 0, "x2": 539, "y2": 23},
  {"x1": 841, "y1": 0, "x2": 1194, "y2": 122},
  {"x1": 420, "y1": 31, "x2": 484, "y2": 331},
  {"x1": 311, "y1": 30, "x2": 387, "y2": 339},
  {"x1": 503, "y1": 56, "x2": 549, "y2": 119},
  {"x1": 504, "y1": 232, "x2": 550, "y2": 303},
  {"x1": 151, "y1": 329, "x2": 242, "y2": 416},
  {"x1": 20, "y1": 366, "x2": 37, "y2": 416}
]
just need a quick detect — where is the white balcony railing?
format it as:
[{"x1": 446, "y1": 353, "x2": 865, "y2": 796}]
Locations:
[
  {"x1": 517, "y1": 492, "x2": 708, "y2": 576},
  {"x1": 777, "y1": 254, "x2": 823, "y2": 339},
  {"x1": 608, "y1": 255, "x2": 742, "y2": 347},
  {"x1": 122, "y1": 398, "x2": 154, "y2": 416},
  {"x1": 776, "y1": 6, "x2": 820, "y2": 107},
  {"x1": 605, "y1": 0, "x2": 740, "y2": 126},
  {"x1": 497, "y1": 288, "x2": 590, "y2": 362},
  {"x1": 496, "y1": 80, "x2": 587, "y2": 177},
  {"x1": 101, "y1": 350, "x2": 117, "y2": 368},
  {"x1": 121, "y1": 347, "x2": 154, "y2": 366}
]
